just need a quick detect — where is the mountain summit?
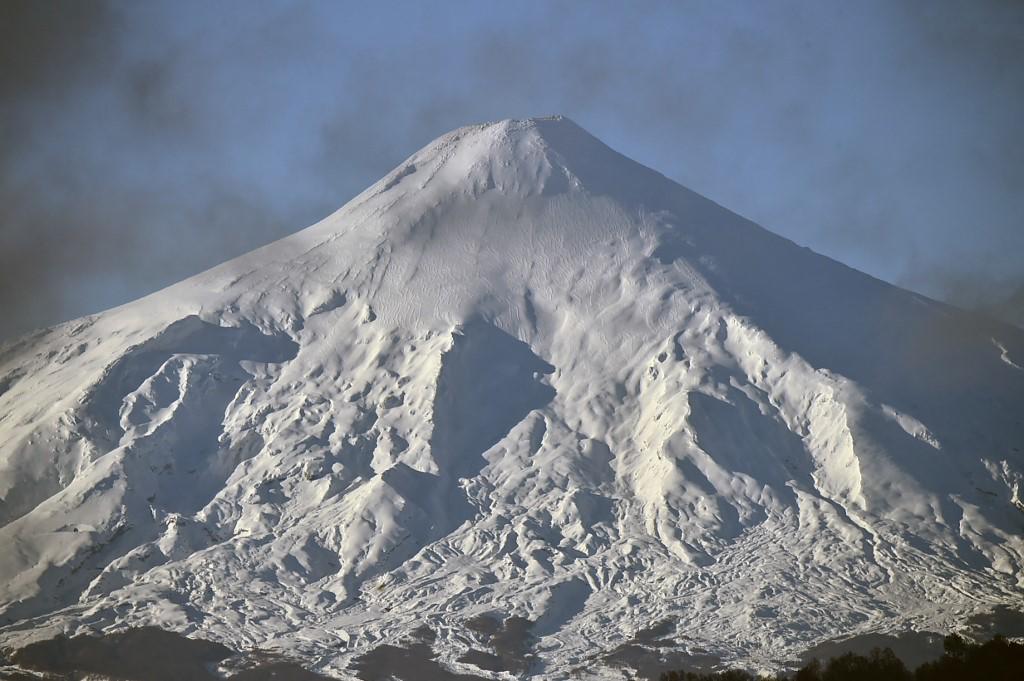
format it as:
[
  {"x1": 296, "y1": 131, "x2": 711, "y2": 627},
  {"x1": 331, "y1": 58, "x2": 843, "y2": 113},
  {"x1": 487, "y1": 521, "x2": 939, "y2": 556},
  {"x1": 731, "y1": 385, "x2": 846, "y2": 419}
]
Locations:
[{"x1": 1, "y1": 117, "x2": 1022, "y2": 676}]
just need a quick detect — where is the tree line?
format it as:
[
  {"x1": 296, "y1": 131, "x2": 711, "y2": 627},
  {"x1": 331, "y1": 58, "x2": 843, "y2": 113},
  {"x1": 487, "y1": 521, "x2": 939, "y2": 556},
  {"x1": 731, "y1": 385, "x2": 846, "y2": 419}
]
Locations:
[{"x1": 660, "y1": 633, "x2": 1023, "y2": 681}]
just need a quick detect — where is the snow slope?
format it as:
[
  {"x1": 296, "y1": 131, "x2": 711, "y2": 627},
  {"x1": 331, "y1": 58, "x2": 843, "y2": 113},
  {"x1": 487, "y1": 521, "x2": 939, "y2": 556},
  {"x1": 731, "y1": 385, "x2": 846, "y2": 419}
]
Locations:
[{"x1": 0, "y1": 117, "x2": 1022, "y2": 677}]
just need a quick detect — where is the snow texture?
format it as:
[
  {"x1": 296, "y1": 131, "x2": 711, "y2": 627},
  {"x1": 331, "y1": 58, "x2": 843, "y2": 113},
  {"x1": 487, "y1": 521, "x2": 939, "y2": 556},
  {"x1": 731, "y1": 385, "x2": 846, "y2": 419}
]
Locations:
[{"x1": 0, "y1": 117, "x2": 1022, "y2": 677}]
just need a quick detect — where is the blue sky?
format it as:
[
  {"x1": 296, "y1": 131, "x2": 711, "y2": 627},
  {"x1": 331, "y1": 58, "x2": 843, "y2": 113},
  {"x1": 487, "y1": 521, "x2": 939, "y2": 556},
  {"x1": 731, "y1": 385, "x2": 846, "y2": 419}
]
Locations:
[{"x1": 2, "y1": 0, "x2": 1022, "y2": 338}]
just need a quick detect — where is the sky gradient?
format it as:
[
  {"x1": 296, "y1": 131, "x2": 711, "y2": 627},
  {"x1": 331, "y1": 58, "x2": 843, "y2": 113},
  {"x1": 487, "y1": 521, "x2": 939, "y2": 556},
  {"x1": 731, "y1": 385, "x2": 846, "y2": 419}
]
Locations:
[{"x1": 2, "y1": 0, "x2": 1022, "y2": 339}]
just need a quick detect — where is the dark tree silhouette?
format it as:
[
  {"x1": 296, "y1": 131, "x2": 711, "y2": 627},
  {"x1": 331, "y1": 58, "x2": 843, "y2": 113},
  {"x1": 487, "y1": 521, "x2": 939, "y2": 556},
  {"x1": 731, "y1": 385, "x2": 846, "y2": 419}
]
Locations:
[
  {"x1": 914, "y1": 634, "x2": 1024, "y2": 681},
  {"x1": 659, "y1": 632, "x2": 1024, "y2": 681}
]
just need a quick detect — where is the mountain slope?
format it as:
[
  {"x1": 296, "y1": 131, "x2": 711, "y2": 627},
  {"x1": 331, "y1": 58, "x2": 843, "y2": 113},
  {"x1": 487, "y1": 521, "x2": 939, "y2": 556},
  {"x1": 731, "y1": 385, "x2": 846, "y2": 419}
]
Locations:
[{"x1": 1, "y1": 116, "x2": 1022, "y2": 677}]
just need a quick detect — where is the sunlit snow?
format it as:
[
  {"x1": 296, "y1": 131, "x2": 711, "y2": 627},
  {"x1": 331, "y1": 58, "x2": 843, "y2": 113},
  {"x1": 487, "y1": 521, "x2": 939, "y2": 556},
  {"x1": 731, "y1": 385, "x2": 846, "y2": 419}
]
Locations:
[{"x1": 0, "y1": 117, "x2": 1022, "y2": 676}]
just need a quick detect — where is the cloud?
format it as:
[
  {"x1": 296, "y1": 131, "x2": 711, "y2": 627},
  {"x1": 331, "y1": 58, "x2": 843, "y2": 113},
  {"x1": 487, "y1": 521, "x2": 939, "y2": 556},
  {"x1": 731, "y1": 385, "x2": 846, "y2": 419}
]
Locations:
[{"x1": 0, "y1": 2, "x2": 292, "y2": 339}]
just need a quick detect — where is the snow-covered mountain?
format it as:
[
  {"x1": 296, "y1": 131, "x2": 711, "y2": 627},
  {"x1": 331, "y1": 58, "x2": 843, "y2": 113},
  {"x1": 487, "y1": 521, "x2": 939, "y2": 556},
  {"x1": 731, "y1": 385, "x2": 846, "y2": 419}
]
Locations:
[{"x1": 1, "y1": 117, "x2": 1022, "y2": 677}]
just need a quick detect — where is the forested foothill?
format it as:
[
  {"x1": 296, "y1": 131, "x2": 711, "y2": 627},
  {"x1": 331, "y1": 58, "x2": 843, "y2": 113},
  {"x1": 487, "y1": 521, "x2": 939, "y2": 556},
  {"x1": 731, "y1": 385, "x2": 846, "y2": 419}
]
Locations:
[{"x1": 659, "y1": 634, "x2": 1024, "y2": 681}]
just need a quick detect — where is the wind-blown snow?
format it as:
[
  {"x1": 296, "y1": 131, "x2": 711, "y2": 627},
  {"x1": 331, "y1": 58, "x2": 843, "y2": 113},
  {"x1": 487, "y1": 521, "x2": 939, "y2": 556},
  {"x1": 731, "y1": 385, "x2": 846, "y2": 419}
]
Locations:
[{"x1": 1, "y1": 117, "x2": 1022, "y2": 677}]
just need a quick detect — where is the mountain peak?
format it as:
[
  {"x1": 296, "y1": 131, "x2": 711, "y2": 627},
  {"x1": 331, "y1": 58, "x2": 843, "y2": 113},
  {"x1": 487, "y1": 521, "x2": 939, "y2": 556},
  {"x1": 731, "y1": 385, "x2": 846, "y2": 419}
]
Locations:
[
  {"x1": 371, "y1": 115, "x2": 657, "y2": 202},
  {"x1": 444, "y1": 114, "x2": 587, "y2": 146}
]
